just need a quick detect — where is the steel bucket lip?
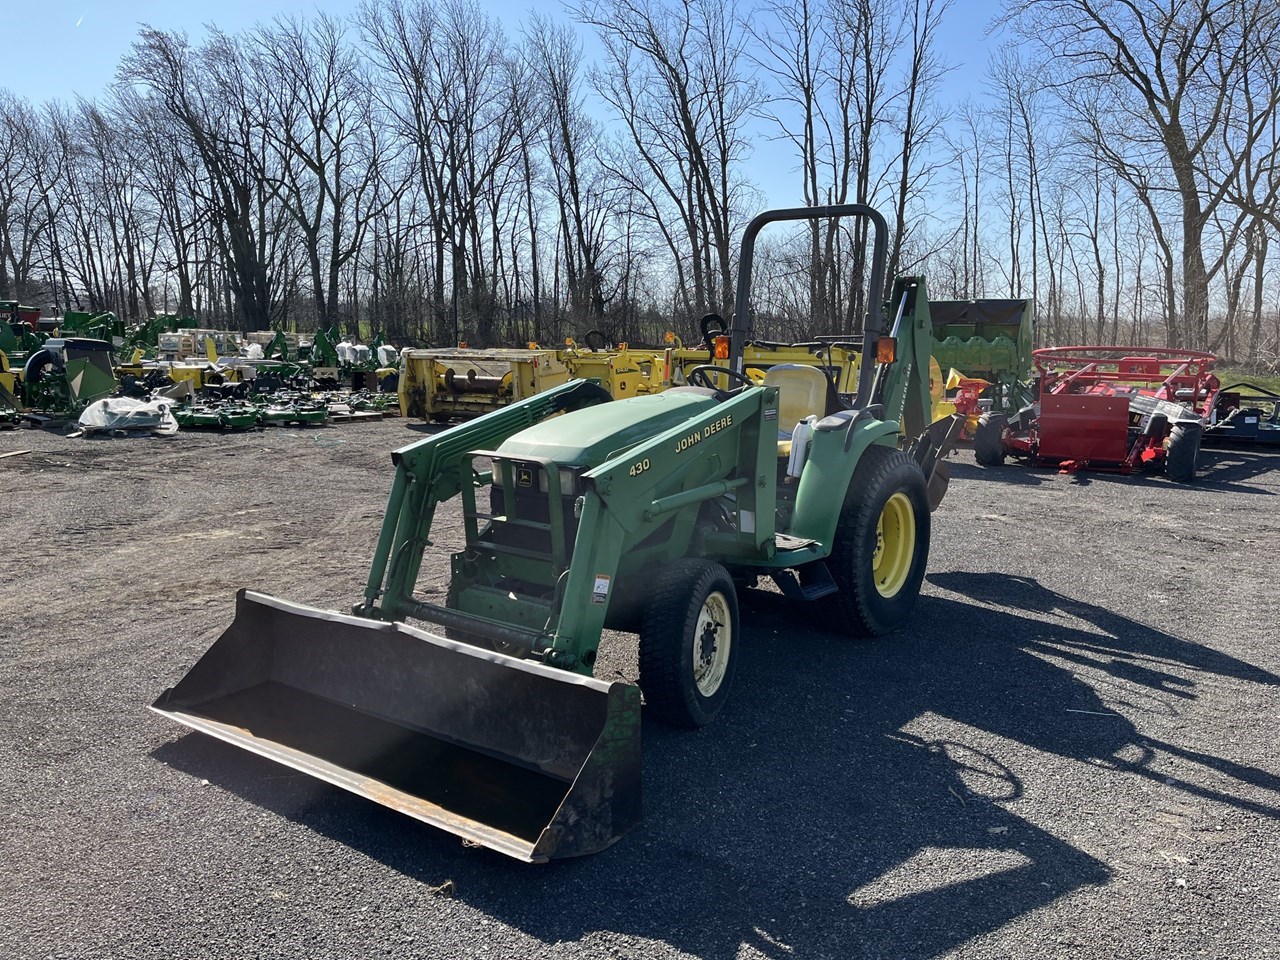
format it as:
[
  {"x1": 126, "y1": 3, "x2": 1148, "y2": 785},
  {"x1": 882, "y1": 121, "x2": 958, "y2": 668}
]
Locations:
[
  {"x1": 149, "y1": 700, "x2": 551, "y2": 861},
  {"x1": 151, "y1": 589, "x2": 641, "y2": 863}
]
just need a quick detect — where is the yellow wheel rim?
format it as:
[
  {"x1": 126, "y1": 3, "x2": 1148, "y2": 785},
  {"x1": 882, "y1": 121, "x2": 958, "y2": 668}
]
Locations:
[{"x1": 872, "y1": 492, "x2": 915, "y2": 598}]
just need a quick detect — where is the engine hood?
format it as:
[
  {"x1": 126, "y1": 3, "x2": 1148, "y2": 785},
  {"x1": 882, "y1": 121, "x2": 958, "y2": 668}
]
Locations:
[{"x1": 497, "y1": 390, "x2": 719, "y2": 467}]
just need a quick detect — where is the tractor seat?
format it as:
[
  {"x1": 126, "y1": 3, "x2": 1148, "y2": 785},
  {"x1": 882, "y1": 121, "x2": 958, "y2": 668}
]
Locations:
[{"x1": 764, "y1": 364, "x2": 830, "y2": 457}]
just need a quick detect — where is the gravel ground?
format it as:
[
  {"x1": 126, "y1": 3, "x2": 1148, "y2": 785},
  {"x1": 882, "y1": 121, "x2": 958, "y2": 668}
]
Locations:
[{"x1": 1, "y1": 419, "x2": 1277, "y2": 960}]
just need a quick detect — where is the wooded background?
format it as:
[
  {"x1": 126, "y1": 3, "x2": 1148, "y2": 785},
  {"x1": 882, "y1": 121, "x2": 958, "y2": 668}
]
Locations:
[{"x1": 1, "y1": 0, "x2": 1276, "y2": 368}]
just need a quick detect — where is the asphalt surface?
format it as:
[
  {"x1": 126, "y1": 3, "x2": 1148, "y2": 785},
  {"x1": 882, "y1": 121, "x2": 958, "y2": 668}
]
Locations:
[{"x1": 1, "y1": 419, "x2": 1277, "y2": 959}]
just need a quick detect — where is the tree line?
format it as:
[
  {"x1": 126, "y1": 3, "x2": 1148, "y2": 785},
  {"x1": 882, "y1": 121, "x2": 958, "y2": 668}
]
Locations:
[{"x1": 0, "y1": 0, "x2": 1276, "y2": 368}]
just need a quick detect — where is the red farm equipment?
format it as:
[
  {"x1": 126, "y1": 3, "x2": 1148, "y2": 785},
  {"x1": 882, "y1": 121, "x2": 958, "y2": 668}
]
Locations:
[{"x1": 973, "y1": 345, "x2": 1219, "y2": 482}]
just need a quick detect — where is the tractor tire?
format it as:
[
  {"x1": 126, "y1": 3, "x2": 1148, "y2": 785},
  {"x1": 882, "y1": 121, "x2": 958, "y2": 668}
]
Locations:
[
  {"x1": 974, "y1": 412, "x2": 1007, "y2": 466},
  {"x1": 1165, "y1": 421, "x2": 1202, "y2": 483},
  {"x1": 821, "y1": 445, "x2": 930, "y2": 637},
  {"x1": 639, "y1": 559, "x2": 740, "y2": 728}
]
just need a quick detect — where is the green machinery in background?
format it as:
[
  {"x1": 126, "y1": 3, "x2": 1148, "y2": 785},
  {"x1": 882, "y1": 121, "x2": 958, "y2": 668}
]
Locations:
[
  {"x1": 125, "y1": 314, "x2": 186, "y2": 355},
  {"x1": 21, "y1": 338, "x2": 117, "y2": 413},
  {"x1": 1, "y1": 315, "x2": 46, "y2": 361},
  {"x1": 930, "y1": 299, "x2": 1035, "y2": 412},
  {"x1": 0, "y1": 300, "x2": 41, "y2": 330},
  {"x1": 1, "y1": 302, "x2": 120, "y2": 416},
  {"x1": 151, "y1": 205, "x2": 963, "y2": 862},
  {"x1": 1, "y1": 301, "x2": 48, "y2": 364},
  {"x1": 2, "y1": 302, "x2": 46, "y2": 419},
  {"x1": 58, "y1": 309, "x2": 125, "y2": 344}
]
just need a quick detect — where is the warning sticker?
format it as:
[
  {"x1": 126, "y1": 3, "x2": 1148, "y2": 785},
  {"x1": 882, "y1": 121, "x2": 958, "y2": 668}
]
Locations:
[
  {"x1": 764, "y1": 408, "x2": 778, "y2": 421},
  {"x1": 592, "y1": 575, "x2": 611, "y2": 604}
]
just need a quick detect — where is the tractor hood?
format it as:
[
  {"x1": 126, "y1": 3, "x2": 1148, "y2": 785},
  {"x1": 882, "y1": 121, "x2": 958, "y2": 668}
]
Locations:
[{"x1": 498, "y1": 390, "x2": 719, "y2": 467}]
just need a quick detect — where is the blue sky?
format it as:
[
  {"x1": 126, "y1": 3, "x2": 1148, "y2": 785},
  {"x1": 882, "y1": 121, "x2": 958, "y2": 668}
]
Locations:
[
  {"x1": 3, "y1": 0, "x2": 1002, "y2": 105},
  {"x1": 2, "y1": 0, "x2": 1002, "y2": 209}
]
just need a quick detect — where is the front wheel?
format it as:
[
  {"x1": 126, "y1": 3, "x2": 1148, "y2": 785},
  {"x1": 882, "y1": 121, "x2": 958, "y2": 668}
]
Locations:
[
  {"x1": 821, "y1": 445, "x2": 930, "y2": 637},
  {"x1": 639, "y1": 559, "x2": 740, "y2": 728}
]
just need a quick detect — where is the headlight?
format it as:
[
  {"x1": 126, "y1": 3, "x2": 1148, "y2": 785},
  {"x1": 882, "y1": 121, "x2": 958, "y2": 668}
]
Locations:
[{"x1": 537, "y1": 467, "x2": 578, "y2": 496}]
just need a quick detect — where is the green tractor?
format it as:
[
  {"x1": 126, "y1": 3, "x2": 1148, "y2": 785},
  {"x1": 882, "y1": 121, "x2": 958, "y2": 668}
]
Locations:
[{"x1": 152, "y1": 206, "x2": 962, "y2": 862}]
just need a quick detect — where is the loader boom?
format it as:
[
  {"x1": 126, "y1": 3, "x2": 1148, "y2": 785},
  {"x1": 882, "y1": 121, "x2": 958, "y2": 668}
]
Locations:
[{"x1": 358, "y1": 378, "x2": 613, "y2": 622}]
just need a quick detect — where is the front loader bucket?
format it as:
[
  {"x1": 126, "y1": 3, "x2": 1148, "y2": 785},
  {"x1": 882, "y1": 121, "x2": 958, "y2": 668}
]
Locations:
[{"x1": 151, "y1": 591, "x2": 641, "y2": 862}]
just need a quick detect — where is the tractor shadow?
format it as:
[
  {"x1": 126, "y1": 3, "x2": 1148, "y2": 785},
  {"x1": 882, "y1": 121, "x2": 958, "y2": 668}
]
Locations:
[
  {"x1": 949, "y1": 450, "x2": 1274, "y2": 495},
  {"x1": 149, "y1": 574, "x2": 1280, "y2": 959}
]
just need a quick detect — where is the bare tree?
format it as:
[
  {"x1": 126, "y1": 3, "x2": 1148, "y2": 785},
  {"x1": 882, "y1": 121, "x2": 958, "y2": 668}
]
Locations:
[
  {"x1": 250, "y1": 14, "x2": 389, "y2": 334},
  {"x1": 885, "y1": 0, "x2": 951, "y2": 287},
  {"x1": 1006, "y1": 0, "x2": 1280, "y2": 349},
  {"x1": 524, "y1": 15, "x2": 618, "y2": 331},
  {"x1": 121, "y1": 27, "x2": 292, "y2": 329},
  {"x1": 0, "y1": 92, "x2": 51, "y2": 304},
  {"x1": 751, "y1": 0, "x2": 949, "y2": 332},
  {"x1": 360, "y1": 0, "x2": 525, "y2": 344},
  {"x1": 574, "y1": 0, "x2": 756, "y2": 319}
]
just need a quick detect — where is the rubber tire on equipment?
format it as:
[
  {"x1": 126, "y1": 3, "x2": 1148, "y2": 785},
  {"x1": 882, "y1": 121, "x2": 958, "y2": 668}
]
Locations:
[
  {"x1": 1165, "y1": 421, "x2": 1202, "y2": 483},
  {"x1": 974, "y1": 412, "x2": 1007, "y2": 465},
  {"x1": 821, "y1": 444, "x2": 930, "y2": 637},
  {"x1": 639, "y1": 559, "x2": 740, "y2": 728}
]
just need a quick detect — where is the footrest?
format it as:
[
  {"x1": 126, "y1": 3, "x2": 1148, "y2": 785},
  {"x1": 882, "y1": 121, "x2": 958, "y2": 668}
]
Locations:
[{"x1": 768, "y1": 563, "x2": 838, "y2": 601}]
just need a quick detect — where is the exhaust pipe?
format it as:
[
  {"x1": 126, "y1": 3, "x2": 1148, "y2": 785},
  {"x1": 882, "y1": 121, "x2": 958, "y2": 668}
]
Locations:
[{"x1": 152, "y1": 591, "x2": 641, "y2": 862}]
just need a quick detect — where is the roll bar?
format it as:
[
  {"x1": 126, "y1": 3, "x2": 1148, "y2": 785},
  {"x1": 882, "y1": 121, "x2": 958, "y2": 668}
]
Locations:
[{"x1": 729, "y1": 204, "x2": 888, "y2": 404}]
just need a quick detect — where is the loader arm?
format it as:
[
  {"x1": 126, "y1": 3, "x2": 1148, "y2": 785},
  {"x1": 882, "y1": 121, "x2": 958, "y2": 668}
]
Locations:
[
  {"x1": 541, "y1": 385, "x2": 779, "y2": 671},
  {"x1": 359, "y1": 379, "x2": 612, "y2": 621}
]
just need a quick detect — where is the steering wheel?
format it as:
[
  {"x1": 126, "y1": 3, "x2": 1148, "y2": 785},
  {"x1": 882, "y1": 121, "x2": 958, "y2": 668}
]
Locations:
[{"x1": 687, "y1": 364, "x2": 755, "y2": 397}]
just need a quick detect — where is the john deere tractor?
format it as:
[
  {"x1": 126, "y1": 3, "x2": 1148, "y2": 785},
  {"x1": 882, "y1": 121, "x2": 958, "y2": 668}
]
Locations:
[{"x1": 153, "y1": 205, "x2": 962, "y2": 862}]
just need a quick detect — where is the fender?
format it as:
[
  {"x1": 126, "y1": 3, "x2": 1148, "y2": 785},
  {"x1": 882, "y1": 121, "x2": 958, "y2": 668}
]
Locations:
[{"x1": 788, "y1": 417, "x2": 901, "y2": 550}]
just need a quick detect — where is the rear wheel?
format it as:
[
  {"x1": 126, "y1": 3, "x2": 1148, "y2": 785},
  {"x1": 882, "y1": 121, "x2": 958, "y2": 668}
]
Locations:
[
  {"x1": 822, "y1": 445, "x2": 930, "y2": 637},
  {"x1": 639, "y1": 559, "x2": 739, "y2": 728},
  {"x1": 974, "y1": 412, "x2": 1007, "y2": 466},
  {"x1": 1165, "y1": 421, "x2": 1202, "y2": 483}
]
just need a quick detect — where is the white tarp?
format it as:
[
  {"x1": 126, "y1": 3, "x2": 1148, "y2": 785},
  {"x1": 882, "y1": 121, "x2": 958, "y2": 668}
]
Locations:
[{"x1": 78, "y1": 397, "x2": 179, "y2": 435}]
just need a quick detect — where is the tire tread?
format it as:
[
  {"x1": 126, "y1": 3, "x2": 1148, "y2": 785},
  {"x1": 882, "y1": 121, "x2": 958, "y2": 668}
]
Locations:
[
  {"x1": 639, "y1": 559, "x2": 737, "y2": 728},
  {"x1": 824, "y1": 444, "x2": 930, "y2": 637},
  {"x1": 974, "y1": 412, "x2": 1007, "y2": 466}
]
